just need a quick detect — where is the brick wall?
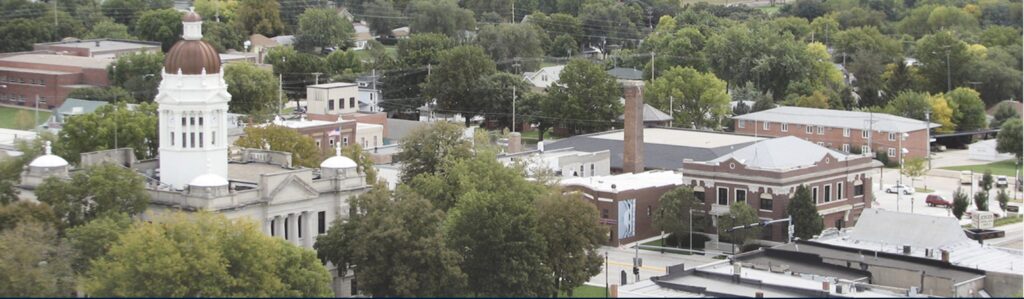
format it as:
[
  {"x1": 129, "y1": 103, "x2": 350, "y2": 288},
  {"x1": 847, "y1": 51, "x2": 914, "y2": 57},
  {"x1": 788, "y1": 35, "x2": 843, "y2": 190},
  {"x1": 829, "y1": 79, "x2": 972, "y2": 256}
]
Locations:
[
  {"x1": 566, "y1": 183, "x2": 680, "y2": 246},
  {"x1": 734, "y1": 120, "x2": 930, "y2": 160}
]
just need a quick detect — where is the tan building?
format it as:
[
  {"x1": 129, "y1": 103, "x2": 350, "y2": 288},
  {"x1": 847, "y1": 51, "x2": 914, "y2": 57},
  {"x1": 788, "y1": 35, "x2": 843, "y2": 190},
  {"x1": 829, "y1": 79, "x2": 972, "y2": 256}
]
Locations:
[
  {"x1": 0, "y1": 53, "x2": 113, "y2": 109},
  {"x1": 733, "y1": 107, "x2": 939, "y2": 160},
  {"x1": 306, "y1": 82, "x2": 359, "y2": 115},
  {"x1": 682, "y1": 136, "x2": 881, "y2": 242},
  {"x1": 562, "y1": 170, "x2": 683, "y2": 246}
]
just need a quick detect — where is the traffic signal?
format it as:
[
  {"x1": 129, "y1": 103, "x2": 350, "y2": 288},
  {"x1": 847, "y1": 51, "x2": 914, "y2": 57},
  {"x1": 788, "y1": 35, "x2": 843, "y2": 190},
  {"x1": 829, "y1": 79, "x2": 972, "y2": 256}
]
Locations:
[{"x1": 632, "y1": 266, "x2": 639, "y2": 276}]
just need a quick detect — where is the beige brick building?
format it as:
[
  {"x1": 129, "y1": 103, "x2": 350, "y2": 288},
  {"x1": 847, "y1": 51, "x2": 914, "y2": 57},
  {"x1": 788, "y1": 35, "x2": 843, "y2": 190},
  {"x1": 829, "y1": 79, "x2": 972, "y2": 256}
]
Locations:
[{"x1": 732, "y1": 107, "x2": 939, "y2": 160}]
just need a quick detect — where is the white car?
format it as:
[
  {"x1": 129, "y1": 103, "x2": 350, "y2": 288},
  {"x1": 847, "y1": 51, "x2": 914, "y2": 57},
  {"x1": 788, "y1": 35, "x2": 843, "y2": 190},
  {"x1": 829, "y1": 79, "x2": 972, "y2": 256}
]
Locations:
[
  {"x1": 996, "y1": 176, "x2": 1008, "y2": 188},
  {"x1": 886, "y1": 184, "x2": 914, "y2": 195}
]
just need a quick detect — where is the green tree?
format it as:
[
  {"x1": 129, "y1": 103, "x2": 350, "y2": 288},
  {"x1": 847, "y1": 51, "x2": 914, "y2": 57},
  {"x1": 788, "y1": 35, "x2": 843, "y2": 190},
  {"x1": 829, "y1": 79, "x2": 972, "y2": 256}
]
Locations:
[
  {"x1": 886, "y1": 91, "x2": 932, "y2": 120},
  {"x1": 232, "y1": 0, "x2": 285, "y2": 36},
  {"x1": 396, "y1": 121, "x2": 472, "y2": 184},
  {"x1": 380, "y1": 33, "x2": 456, "y2": 115},
  {"x1": 363, "y1": 0, "x2": 403, "y2": 35},
  {"x1": 84, "y1": 212, "x2": 332, "y2": 297},
  {"x1": 901, "y1": 158, "x2": 927, "y2": 190},
  {"x1": 35, "y1": 163, "x2": 149, "y2": 230},
  {"x1": 194, "y1": 0, "x2": 238, "y2": 23},
  {"x1": 0, "y1": 18, "x2": 56, "y2": 52},
  {"x1": 66, "y1": 87, "x2": 134, "y2": 103},
  {"x1": 787, "y1": 185, "x2": 824, "y2": 240},
  {"x1": 340, "y1": 144, "x2": 377, "y2": 185},
  {"x1": 549, "y1": 34, "x2": 579, "y2": 57},
  {"x1": 578, "y1": 0, "x2": 641, "y2": 47},
  {"x1": 996, "y1": 118, "x2": 1022, "y2": 162},
  {"x1": 718, "y1": 202, "x2": 761, "y2": 249},
  {"x1": 108, "y1": 52, "x2": 164, "y2": 102},
  {"x1": 264, "y1": 47, "x2": 327, "y2": 100},
  {"x1": 996, "y1": 189, "x2": 1010, "y2": 210},
  {"x1": 202, "y1": 20, "x2": 247, "y2": 52},
  {"x1": 408, "y1": 0, "x2": 476, "y2": 39},
  {"x1": 86, "y1": 20, "x2": 134, "y2": 39},
  {"x1": 652, "y1": 186, "x2": 702, "y2": 246},
  {"x1": 314, "y1": 184, "x2": 466, "y2": 297},
  {"x1": 545, "y1": 59, "x2": 622, "y2": 134},
  {"x1": 445, "y1": 159, "x2": 552, "y2": 296},
  {"x1": 882, "y1": 62, "x2": 927, "y2": 101},
  {"x1": 55, "y1": 102, "x2": 159, "y2": 164},
  {"x1": 325, "y1": 50, "x2": 363, "y2": 79},
  {"x1": 475, "y1": 23, "x2": 545, "y2": 72},
  {"x1": 476, "y1": 72, "x2": 531, "y2": 130},
  {"x1": 422, "y1": 45, "x2": 497, "y2": 126},
  {"x1": 65, "y1": 213, "x2": 132, "y2": 274},
  {"x1": 0, "y1": 201, "x2": 58, "y2": 232},
  {"x1": 536, "y1": 192, "x2": 604, "y2": 298},
  {"x1": 915, "y1": 31, "x2": 973, "y2": 93},
  {"x1": 928, "y1": 94, "x2": 956, "y2": 133},
  {"x1": 952, "y1": 188, "x2": 969, "y2": 219},
  {"x1": 134, "y1": 9, "x2": 182, "y2": 52},
  {"x1": 101, "y1": 0, "x2": 147, "y2": 26},
  {"x1": 224, "y1": 63, "x2": 277, "y2": 117},
  {"x1": 945, "y1": 87, "x2": 987, "y2": 131},
  {"x1": 990, "y1": 102, "x2": 1021, "y2": 129},
  {"x1": 295, "y1": 8, "x2": 354, "y2": 52},
  {"x1": 974, "y1": 190, "x2": 989, "y2": 211},
  {"x1": 0, "y1": 221, "x2": 75, "y2": 297},
  {"x1": 645, "y1": 66, "x2": 730, "y2": 129},
  {"x1": 791, "y1": 90, "x2": 831, "y2": 109},
  {"x1": 234, "y1": 125, "x2": 323, "y2": 168}
]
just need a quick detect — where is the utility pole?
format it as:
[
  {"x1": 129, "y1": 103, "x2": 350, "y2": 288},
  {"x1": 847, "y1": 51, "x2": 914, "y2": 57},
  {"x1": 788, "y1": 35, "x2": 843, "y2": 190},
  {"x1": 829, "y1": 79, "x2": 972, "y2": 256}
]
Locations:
[
  {"x1": 650, "y1": 52, "x2": 655, "y2": 80},
  {"x1": 278, "y1": 74, "x2": 283, "y2": 115},
  {"x1": 669, "y1": 95, "x2": 673, "y2": 127},
  {"x1": 898, "y1": 130, "x2": 904, "y2": 212},
  {"x1": 53, "y1": 0, "x2": 57, "y2": 35},
  {"x1": 512, "y1": 84, "x2": 517, "y2": 133},
  {"x1": 945, "y1": 49, "x2": 951, "y2": 92},
  {"x1": 34, "y1": 95, "x2": 39, "y2": 133},
  {"x1": 925, "y1": 110, "x2": 932, "y2": 170},
  {"x1": 312, "y1": 72, "x2": 322, "y2": 85},
  {"x1": 511, "y1": 0, "x2": 515, "y2": 23}
]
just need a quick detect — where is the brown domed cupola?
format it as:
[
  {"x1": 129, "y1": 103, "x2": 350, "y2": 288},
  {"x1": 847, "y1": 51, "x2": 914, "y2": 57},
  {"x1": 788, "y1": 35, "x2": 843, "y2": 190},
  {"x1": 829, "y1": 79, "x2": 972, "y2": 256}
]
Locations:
[{"x1": 164, "y1": 9, "x2": 221, "y2": 75}]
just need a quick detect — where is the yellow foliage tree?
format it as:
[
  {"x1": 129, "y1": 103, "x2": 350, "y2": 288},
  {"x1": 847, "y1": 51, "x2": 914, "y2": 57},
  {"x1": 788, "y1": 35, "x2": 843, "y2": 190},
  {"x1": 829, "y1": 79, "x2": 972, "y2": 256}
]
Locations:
[
  {"x1": 928, "y1": 94, "x2": 956, "y2": 133},
  {"x1": 234, "y1": 124, "x2": 323, "y2": 168}
]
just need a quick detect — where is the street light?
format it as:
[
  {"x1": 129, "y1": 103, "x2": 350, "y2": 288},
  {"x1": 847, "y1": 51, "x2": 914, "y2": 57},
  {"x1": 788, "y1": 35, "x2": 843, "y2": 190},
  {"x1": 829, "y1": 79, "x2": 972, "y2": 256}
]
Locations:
[{"x1": 898, "y1": 131, "x2": 909, "y2": 212}]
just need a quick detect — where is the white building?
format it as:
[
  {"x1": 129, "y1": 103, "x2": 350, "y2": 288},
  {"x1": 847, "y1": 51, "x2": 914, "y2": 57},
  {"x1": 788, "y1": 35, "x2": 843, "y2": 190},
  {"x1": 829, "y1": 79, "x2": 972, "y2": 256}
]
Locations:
[
  {"x1": 523, "y1": 65, "x2": 564, "y2": 90},
  {"x1": 498, "y1": 146, "x2": 611, "y2": 179},
  {"x1": 968, "y1": 139, "x2": 1014, "y2": 162},
  {"x1": 306, "y1": 82, "x2": 359, "y2": 115}
]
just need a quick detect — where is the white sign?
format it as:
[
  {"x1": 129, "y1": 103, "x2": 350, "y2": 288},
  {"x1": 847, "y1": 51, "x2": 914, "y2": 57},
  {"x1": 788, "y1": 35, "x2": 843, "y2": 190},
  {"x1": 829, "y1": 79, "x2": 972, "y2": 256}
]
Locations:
[{"x1": 972, "y1": 212, "x2": 994, "y2": 229}]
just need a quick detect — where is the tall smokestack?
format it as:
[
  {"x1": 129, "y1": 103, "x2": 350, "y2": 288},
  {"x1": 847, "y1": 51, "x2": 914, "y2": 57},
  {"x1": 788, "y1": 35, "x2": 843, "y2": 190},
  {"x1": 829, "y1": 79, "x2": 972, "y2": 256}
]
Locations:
[{"x1": 622, "y1": 81, "x2": 644, "y2": 173}]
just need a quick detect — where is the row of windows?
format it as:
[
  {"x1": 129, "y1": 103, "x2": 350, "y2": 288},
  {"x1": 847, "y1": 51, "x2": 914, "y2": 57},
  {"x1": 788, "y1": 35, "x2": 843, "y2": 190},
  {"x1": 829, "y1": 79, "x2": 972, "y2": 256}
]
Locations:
[
  {"x1": 0, "y1": 76, "x2": 46, "y2": 86},
  {"x1": 738, "y1": 121, "x2": 919, "y2": 142},
  {"x1": 170, "y1": 131, "x2": 216, "y2": 148},
  {"x1": 709, "y1": 181, "x2": 865, "y2": 209},
  {"x1": 269, "y1": 211, "x2": 328, "y2": 239},
  {"x1": 327, "y1": 97, "x2": 357, "y2": 111}
]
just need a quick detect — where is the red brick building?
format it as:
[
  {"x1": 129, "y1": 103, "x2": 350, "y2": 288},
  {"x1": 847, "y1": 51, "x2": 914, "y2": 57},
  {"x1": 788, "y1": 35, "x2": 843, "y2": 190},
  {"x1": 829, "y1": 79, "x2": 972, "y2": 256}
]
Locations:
[
  {"x1": 733, "y1": 107, "x2": 939, "y2": 160},
  {"x1": 33, "y1": 39, "x2": 161, "y2": 59},
  {"x1": 682, "y1": 136, "x2": 881, "y2": 242},
  {"x1": 0, "y1": 53, "x2": 113, "y2": 109},
  {"x1": 562, "y1": 171, "x2": 683, "y2": 246}
]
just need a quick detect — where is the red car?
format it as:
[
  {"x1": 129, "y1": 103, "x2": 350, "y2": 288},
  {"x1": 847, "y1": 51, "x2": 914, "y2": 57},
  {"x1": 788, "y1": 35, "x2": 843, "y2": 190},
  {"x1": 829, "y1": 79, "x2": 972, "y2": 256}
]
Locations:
[{"x1": 926, "y1": 194, "x2": 951, "y2": 208}]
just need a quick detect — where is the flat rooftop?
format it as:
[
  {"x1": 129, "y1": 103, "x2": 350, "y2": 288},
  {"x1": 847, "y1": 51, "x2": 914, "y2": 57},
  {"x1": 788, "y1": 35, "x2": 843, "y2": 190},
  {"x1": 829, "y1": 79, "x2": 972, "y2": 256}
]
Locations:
[
  {"x1": 39, "y1": 39, "x2": 159, "y2": 52},
  {"x1": 773, "y1": 242, "x2": 985, "y2": 282},
  {"x1": 560, "y1": 170, "x2": 681, "y2": 193},
  {"x1": 734, "y1": 106, "x2": 940, "y2": 133},
  {"x1": 308, "y1": 82, "x2": 357, "y2": 89},
  {"x1": 227, "y1": 162, "x2": 290, "y2": 182},
  {"x1": 271, "y1": 118, "x2": 340, "y2": 129},
  {"x1": 0, "y1": 66, "x2": 73, "y2": 75},
  {"x1": 545, "y1": 128, "x2": 764, "y2": 170},
  {"x1": 0, "y1": 54, "x2": 113, "y2": 69}
]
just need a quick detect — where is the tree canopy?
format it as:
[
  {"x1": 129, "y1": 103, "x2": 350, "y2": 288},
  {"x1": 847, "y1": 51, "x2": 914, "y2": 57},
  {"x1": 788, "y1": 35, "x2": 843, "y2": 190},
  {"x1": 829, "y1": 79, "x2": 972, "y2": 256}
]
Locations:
[
  {"x1": 35, "y1": 163, "x2": 150, "y2": 230},
  {"x1": 787, "y1": 185, "x2": 823, "y2": 240},
  {"x1": 55, "y1": 102, "x2": 158, "y2": 164},
  {"x1": 295, "y1": 8, "x2": 354, "y2": 52},
  {"x1": 396, "y1": 121, "x2": 473, "y2": 184},
  {"x1": 234, "y1": 125, "x2": 323, "y2": 168},
  {"x1": 645, "y1": 66, "x2": 730, "y2": 129},
  {"x1": 224, "y1": 62, "x2": 278, "y2": 117},
  {"x1": 545, "y1": 59, "x2": 622, "y2": 134}
]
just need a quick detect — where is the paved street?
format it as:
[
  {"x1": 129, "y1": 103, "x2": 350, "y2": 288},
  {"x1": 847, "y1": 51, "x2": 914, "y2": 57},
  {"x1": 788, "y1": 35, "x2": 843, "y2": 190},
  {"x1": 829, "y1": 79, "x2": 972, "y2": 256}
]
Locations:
[
  {"x1": 587, "y1": 243, "x2": 719, "y2": 288},
  {"x1": 988, "y1": 222, "x2": 1024, "y2": 250}
]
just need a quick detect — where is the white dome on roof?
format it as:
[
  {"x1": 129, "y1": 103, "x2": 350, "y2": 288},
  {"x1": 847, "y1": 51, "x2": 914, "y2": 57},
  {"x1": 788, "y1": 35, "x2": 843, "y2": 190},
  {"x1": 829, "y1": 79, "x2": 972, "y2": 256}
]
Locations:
[
  {"x1": 189, "y1": 173, "x2": 229, "y2": 187},
  {"x1": 29, "y1": 154, "x2": 68, "y2": 168},
  {"x1": 320, "y1": 155, "x2": 357, "y2": 169}
]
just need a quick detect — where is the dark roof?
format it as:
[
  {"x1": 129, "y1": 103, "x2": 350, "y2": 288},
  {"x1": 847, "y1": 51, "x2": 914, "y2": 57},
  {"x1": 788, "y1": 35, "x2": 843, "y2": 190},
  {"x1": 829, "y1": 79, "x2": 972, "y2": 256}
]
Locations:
[
  {"x1": 607, "y1": 67, "x2": 643, "y2": 80},
  {"x1": 54, "y1": 98, "x2": 108, "y2": 123},
  {"x1": 165, "y1": 40, "x2": 221, "y2": 74},
  {"x1": 618, "y1": 103, "x2": 672, "y2": 122},
  {"x1": 775, "y1": 241, "x2": 985, "y2": 282},
  {"x1": 544, "y1": 132, "x2": 757, "y2": 170}
]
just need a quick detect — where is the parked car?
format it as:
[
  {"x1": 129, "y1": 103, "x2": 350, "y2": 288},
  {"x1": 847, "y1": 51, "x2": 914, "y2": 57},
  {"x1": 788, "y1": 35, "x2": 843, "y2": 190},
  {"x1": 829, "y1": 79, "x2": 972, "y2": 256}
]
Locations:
[
  {"x1": 996, "y1": 175, "x2": 1008, "y2": 188},
  {"x1": 886, "y1": 184, "x2": 914, "y2": 195},
  {"x1": 925, "y1": 194, "x2": 951, "y2": 207},
  {"x1": 960, "y1": 171, "x2": 972, "y2": 185}
]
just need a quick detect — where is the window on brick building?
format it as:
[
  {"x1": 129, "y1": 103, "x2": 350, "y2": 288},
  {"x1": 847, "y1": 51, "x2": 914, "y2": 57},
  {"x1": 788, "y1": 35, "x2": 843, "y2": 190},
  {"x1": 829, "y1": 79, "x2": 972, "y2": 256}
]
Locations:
[
  {"x1": 738, "y1": 120, "x2": 745, "y2": 128},
  {"x1": 842, "y1": 144, "x2": 850, "y2": 153},
  {"x1": 736, "y1": 190, "x2": 746, "y2": 204},
  {"x1": 760, "y1": 197, "x2": 773, "y2": 210},
  {"x1": 763, "y1": 122, "x2": 770, "y2": 130},
  {"x1": 812, "y1": 186, "x2": 819, "y2": 203},
  {"x1": 888, "y1": 132, "x2": 896, "y2": 141},
  {"x1": 862, "y1": 130, "x2": 870, "y2": 138},
  {"x1": 806, "y1": 126, "x2": 813, "y2": 134},
  {"x1": 695, "y1": 191, "x2": 706, "y2": 203},
  {"x1": 837, "y1": 183, "x2": 844, "y2": 199},
  {"x1": 781, "y1": 123, "x2": 788, "y2": 132},
  {"x1": 854, "y1": 184, "x2": 864, "y2": 196},
  {"x1": 718, "y1": 187, "x2": 728, "y2": 205},
  {"x1": 861, "y1": 145, "x2": 870, "y2": 154},
  {"x1": 824, "y1": 185, "x2": 832, "y2": 202},
  {"x1": 817, "y1": 126, "x2": 824, "y2": 135},
  {"x1": 888, "y1": 148, "x2": 896, "y2": 157},
  {"x1": 843, "y1": 128, "x2": 850, "y2": 137}
]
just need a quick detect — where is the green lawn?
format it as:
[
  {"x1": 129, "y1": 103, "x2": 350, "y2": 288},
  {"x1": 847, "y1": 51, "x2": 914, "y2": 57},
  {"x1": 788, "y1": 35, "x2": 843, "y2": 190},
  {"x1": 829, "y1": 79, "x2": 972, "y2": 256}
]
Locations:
[
  {"x1": 995, "y1": 215, "x2": 1023, "y2": 227},
  {"x1": 559, "y1": 285, "x2": 606, "y2": 298},
  {"x1": 519, "y1": 130, "x2": 558, "y2": 146},
  {"x1": 0, "y1": 106, "x2": 50, "y2": 130},
  {"x1": 915, "y1": 187, "x2": 935, "y2": 193},
  {"x1": 942, "y1": 160, "x2": 1021, "y2": 177}
]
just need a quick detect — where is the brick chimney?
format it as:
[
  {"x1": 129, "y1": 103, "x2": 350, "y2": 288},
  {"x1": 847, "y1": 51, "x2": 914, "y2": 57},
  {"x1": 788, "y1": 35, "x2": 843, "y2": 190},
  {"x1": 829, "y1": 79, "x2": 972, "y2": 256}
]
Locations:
[{"x1": 622, "y1": 81, "x2": 644, "y2": 173}]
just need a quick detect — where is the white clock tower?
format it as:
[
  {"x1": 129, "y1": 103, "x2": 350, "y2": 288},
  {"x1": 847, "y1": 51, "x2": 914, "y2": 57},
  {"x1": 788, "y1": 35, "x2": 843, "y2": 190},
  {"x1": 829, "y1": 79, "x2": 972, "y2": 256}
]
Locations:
[{"x1": 156, "y1": 9, "x2": 231, "y2": 189}]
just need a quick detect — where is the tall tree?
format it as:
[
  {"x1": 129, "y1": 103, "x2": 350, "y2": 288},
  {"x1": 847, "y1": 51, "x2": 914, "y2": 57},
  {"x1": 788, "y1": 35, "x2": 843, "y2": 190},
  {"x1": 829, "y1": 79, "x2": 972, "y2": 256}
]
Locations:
[
  {"x1": 134, "y1": 9, "x2": 182, "y2": 52},
  {"x1": 422, "y1": 45, "x2": 497, "y2": 126},
  {"x1": 314, "y1": 184, "x2": 466, "y2": 297},
  {"x1": 996, "y1": 118, "x2": 1022, "y2": 162},
  {"x1": 84, "y1": 212, "x2": 333, "y2": 297},
  {"x1": 445, "y1": 156, "x2": 552, "y2": 297},
  {"x1": 477, "y1": 72, "x2": 531, "y2": 130},
  {"x1": 363, "y1": 0, "x2": 403, "y2": 35},
  {"x1": 408, "y1": 0, "x2": 476, "y2": 39},
  {"x1": 944, "y1": 87, "x2": 987, "y2": 131},
  {"x1": 787, "y1": 185, "x2": 823, "y2": 240},
  {"x1": 86, "y1": 20, "x2": 134, "y2": 39},
  {"x1": 0, "y1": 201, "x2": 58, "y2": 232},
  {"x1": 0, "y1": 221, "x2": 75, "y2": 297},
  {"x1": 927, "y1": 94, "x2": 955, "y2": 133},
  {"x1": 234, "y1": 125, "x2": 323, "y2": 168},
  {"x1": 475, "y1": 23, "x2": 545, "y2": 72},
  {"x1": 535, "y1": 192, "x2": 604, "y2": 298},
  {"x1": 295, "y1": 8, "x2": 355, "y2": 52},
  {"x1": 578, "y1": 0, "x2": 641, "y2": 48},
  {"x1": 990, "y1": 101, "x2": 1021, "y2": 130},
  {"x1": 101, "y1": 0, "x2": 148, "y2": 26},
  {"x1": 380, "y1": 33, "x2": 456, "y2": 115},
  {"x1": 718, "y1": 202, "x2": 761, "y2": 249},
  {"x1": 194, "y1": 0, "x2": 239, "y2": 23},
  {"x1": 35, "y1": 163, "x2": 150, "y2": 230},
  {"x1": 202, "y1": 21, "x2": 247, "y2": 52},
  {"x1": 65, "y1": 213, "x2": 133, "y2": 274},
  {"x1": 952, "y1": 188, "x2": 969, "y2": 219},
  {"x1": 340, "y1": 144, "x2": 377, "y2": 185},
  {"x1": 652, "y1": 186, "x2": 702, "y2": 246},
  {"x1": 973, "y1": 191, "x2": 989, "y2": 211},
  {"x1": 55, "y1": 102, "x2": 159, "y2": 164},
  {"x1": 0, "y1": 18, "x2": 56, "y2": 53},
  {"x1": 645, "y1": 66, "x2": 730, "y2": 129},
  {"x1": 108, "y1": 52, "x2": 164, "y2": 102},
  {"x1": 545, "y1": 59, "x2": 622, "y2": 134},
  {"x1": 395, "y1": 121, "x2": 472, "y2": 184},
  {"x1": 886, "y1": 91, "x2": 932, "y2": 120},
  {"x1": 224, "y1": 63, "x2": 277, "y2": 117},
  {"x1": 232, "y1": 0, "x2": 285, "y2": 36},
  {"x1": 915, "y1": 31, "x2": 972, "y2": 93}
]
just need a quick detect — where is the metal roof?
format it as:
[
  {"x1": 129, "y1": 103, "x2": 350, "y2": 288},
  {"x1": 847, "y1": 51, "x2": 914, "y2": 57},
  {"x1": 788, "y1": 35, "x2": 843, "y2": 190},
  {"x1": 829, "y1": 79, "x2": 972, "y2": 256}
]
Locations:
[
  {"x1": 733, "y1": 106, "x2": 940, "y2": 133},
  {"x1": 709, "y1": 136, "x2": 852, "y2": 171},
  {"x1": 544, "y1": 128, "x2": 763, "y2": 170}
]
